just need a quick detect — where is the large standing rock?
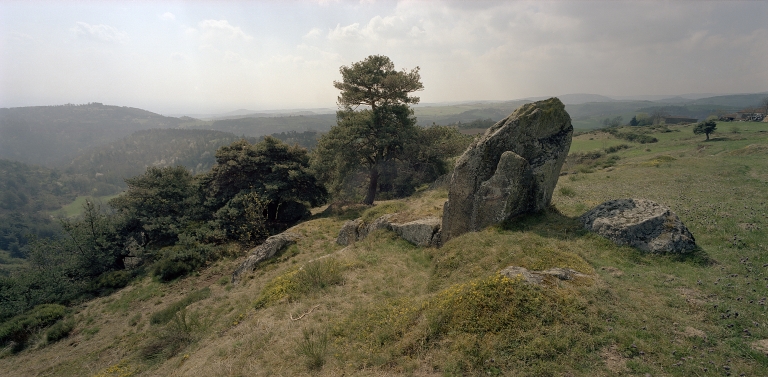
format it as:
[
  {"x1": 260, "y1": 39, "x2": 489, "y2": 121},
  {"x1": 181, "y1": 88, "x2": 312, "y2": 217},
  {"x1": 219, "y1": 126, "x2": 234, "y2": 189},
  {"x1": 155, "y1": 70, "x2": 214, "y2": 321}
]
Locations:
[
  {"x1": 232, "y1": 232, "x2": 300, "y2": 283},
  {"x1": 441, "y1": 98, "x2": 573, "y2": 244},
  {"x1": 580, "y1": 198, "x2": 696, "y2": 254}
]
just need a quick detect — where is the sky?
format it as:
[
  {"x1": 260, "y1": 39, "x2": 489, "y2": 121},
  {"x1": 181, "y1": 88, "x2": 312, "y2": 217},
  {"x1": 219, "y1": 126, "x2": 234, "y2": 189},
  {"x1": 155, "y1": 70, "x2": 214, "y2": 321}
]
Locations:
[{"x1": 1, "y1": 0, "x2": 767, "y2": 115}]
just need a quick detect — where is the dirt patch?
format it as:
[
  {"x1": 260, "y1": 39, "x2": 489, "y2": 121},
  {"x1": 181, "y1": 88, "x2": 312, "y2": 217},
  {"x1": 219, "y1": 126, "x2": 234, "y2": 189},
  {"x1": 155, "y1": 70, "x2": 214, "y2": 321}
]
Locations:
[
  {"x1": 739, "y1": 223, "x2": 759, "y2": 231},
  {"x1": 601, "y1": 266, "x2": 623, "y2": 277},
  {"x1": 682, "y1": 326, "x2": 707, "y2": 339},
  {"x1": 676, "y1": 287, "x2": 708, "y2": 306},
  {"x1": 600, "y1": 344, "x2": 628, "y2": 373},
  {"x1": 751, "y1": 339, "x2": 768, "y2": 355}
]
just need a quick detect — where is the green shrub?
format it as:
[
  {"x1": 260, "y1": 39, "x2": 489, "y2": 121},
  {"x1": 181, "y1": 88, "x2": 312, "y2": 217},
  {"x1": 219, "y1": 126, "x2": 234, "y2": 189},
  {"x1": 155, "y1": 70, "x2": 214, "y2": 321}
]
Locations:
[
  {"x1": 294, "y1": 258, "x2": 345, "y2": 292},
  {"x1": 0, "y1": 304, "x2": 68, "y2": 351},
  {"x1": 150, "y1": 287, "x2": 211, "y2": 325},
  {"x1": 142, "y1": 310, "x2": 196, "y2": 361},
  {"x1": 92, "y1": 270, "x2": 132, "y2": 292},
  {"x1": 255, "y1": 258, "x2": 346, "y2": 308},
  {"x1": 46, "y1": 318, "x2": 75, "y2": 343},
  {"x1": 605, "y1": 128, "x2": 658, "y2": 144},
  {"x1": 559, "y1": 186, "x2": 576, "y2": 197},
  {"x1": 296, "y1": 328, "x2": 329, "y2": 371},
  {"x1": 605, "y1": 144, "x2": 630, "y2": 153},
  {"x1": 152, "y1": 244, "x2": 213, "y2": 282}
]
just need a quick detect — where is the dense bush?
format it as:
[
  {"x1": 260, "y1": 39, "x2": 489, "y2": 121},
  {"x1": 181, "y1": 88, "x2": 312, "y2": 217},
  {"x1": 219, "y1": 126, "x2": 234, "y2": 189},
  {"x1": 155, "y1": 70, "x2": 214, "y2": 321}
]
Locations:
[
  {"x1": 45, "y1": 318, "x2": 75, "y2": 343},
  {"x1": 151, "y1": 245, "x2": 213, "y2": 282},
  {"x1": 605, "y1": 144, "x2": 630, "y2": 153},
  {"x1": 91, "y1": 270, "x2": 133, "y2": 293},
  {"x1": 605, "y1": 127, "x2": 658, "y2": 144},
  {"x1": 0, "y1": 304, "x2": 68, "y2": 351}
]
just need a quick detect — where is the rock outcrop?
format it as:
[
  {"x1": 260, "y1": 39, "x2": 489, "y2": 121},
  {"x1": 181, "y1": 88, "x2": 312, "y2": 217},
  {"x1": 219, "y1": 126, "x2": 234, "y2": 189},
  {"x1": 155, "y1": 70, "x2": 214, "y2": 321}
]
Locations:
[
  {"x1": 500, "y1": 265, "x2": 588, "y2": 286},
  {"x1": 336, "y1": 214, "x2": 441, "y2": 247},
  {"x1": 232, "y1": 232, "x2": 300, "y2": 283},
  {"x1": 441, "y1": 98, "x2": 573, "y2": 244},
  {"x1": 391, "y1": 217, "x2": 441, "y2": 247},
  {"x1": 336, "y1": 214, "x2": 395, "y2": 246},
  {"x1": 336, "y1": 219, "x2": 364, "y2": 246},
  {"x1": 580, "y1": 198, "x2": 696, "y2": 254}
]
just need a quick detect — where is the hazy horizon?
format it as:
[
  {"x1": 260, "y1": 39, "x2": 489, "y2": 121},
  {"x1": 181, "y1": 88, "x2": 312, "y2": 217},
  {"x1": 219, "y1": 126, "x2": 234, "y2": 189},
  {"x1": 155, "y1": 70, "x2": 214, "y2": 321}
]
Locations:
[{"x1": 2, "y1": 1, "x2": 767, "y2": 115}]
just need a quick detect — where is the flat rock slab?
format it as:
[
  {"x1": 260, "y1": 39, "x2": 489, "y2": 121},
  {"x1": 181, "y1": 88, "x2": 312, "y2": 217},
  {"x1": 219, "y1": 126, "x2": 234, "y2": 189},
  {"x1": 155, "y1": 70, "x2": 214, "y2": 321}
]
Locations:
[
  {"x1": 336, "y1": 214, "x2": 441, "y2": 247},
  {"x1": 580, "y1": 198, "x2": 696, "y2": 254},
  {"x1": 232, "y1": 232, "x2": 300, "y2": 283},
  {"x1": 500, "y1": 265, "x2": 588, "y2": 286}
]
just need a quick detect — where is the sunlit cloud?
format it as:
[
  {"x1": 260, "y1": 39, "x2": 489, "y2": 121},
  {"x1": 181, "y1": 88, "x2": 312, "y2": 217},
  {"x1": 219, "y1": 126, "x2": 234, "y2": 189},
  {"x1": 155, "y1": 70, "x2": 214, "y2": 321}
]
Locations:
[
  {"x1": 160, "y1": 12, "x2": 176, "y2": 21},
  {"x1": 71, "y1": 22, "x2": 129, "y2": 44},
  {"x1": 197, "y1": 19, "x2": 253, "y2": 42}
]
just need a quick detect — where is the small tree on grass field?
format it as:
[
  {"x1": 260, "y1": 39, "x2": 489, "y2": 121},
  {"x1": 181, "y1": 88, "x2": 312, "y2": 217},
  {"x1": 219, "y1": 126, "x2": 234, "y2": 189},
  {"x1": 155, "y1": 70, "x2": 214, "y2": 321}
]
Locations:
[{"x1": 694, "y1": 120, "x2": 717, "y2": 140}]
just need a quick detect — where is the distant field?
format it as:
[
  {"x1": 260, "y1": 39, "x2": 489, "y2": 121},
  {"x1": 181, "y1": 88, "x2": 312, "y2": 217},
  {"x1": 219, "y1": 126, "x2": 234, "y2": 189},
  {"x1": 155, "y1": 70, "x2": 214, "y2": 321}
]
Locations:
[{"x1": 50, "y1": 194, "x2": 120, "y2": 218}]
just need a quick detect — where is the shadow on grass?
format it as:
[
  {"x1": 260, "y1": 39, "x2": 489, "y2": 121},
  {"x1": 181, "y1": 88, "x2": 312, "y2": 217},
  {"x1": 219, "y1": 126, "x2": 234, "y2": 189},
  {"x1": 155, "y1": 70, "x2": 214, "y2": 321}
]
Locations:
[
  {"x1": 311, "y1": 201, "x2": 369, "y2": 221},
  {"x1": 499, "y1": 207, "x2": 586, "y2": 241},
  {"x1": 665, "y1": 247, "x2": 716, "y2": 267}
]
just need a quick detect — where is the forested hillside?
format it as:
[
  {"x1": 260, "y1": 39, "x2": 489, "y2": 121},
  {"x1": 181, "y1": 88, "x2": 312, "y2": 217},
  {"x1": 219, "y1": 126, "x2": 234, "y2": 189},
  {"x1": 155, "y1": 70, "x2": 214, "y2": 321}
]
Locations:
[
  {"x1": 0, "y1": 159, "x2": 89, "y2": 261},
  {"x1": 65, "y1": 129, "x2": 257, "y2": 193},
  {"x1": 0, "y1": 103, "x2": 188, "y2": 166},
  {"x1": 185, "y1": 114, "x2": 337, "y2": 137}
]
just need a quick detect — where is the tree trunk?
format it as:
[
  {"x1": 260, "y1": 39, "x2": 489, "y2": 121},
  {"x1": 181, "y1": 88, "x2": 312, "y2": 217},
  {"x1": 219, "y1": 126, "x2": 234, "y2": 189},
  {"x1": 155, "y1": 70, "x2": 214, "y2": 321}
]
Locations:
[
  {"x1": 267, "y1": 202, "x2": 279, "y2": 221},
  {"x1": 363, "y1": 166, "x2": 379, "y2": 205}
]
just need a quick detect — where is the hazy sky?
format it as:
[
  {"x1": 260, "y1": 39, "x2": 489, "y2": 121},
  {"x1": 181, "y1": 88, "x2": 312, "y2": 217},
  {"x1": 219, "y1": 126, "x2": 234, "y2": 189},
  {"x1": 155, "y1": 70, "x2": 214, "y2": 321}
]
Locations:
[{"x1": 1, "y1": 1, "x2": 767, "y2": 114}]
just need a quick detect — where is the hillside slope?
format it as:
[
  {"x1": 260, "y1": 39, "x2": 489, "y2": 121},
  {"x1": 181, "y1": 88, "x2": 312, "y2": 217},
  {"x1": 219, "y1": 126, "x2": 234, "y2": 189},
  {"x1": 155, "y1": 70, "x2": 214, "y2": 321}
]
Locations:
[
  {"x1": 0, "y1": 103, "x2": 189, "y2": 167},
  {"x1": 64, "y1": 129, "x2": 256, "y2": 192},
  {"x1": 1, "y1": 122, "x2": 768, "y2": 376}
]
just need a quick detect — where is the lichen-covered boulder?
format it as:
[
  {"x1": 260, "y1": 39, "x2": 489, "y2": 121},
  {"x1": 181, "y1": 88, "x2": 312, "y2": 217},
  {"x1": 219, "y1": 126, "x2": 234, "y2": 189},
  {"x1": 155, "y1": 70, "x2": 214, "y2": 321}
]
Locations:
[
  {"x1": 232, "y1": 232, "x2": 300, "y2": 283},
  {"x1": 391, "y1": 217, "x2": 441, "y2": 247},
  {"x1": 580, "y1": 198, "x2": 696, "y2": 254},
  {"x1": 441, "y1": 98, "x2": 573, "y2": 244},
  {"x1": 500, "y1": 266, "x2": 588, "y2": 286},
  {"x1": 336, "y1": 215, "x2": 396, "y2": 246},
  {"x1": 336, "y1": 219, "x2": 363, "y2": 246}
]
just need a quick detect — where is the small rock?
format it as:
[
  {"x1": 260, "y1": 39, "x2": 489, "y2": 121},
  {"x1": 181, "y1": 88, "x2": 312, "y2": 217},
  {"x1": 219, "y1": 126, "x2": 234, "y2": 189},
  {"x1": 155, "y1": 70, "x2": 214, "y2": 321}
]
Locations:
[
  {"x1": 336, "y1": 219, "x2": 363, "y2": 246},
  {"x1": 232, "y1": 232, "x2": 301, "y2": 283}
]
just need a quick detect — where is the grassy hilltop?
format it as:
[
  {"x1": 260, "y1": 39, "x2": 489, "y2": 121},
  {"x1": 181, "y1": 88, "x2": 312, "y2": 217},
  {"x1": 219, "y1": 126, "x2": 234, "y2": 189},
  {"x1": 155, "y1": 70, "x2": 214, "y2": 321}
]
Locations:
[{"x1": 1, "y1": 121, "x2": 768, "y2": 376}]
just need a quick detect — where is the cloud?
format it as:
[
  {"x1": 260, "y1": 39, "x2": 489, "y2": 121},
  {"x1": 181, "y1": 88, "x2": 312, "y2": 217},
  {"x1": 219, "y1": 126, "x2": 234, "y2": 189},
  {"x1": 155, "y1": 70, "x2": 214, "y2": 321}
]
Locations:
[
  {"x1": 303, "y1": 28, "x2": 323, "y2": 40},
  {"x1": 71, "y1": 22, "x2": 129, "y2": 44},
  {"x1": 198, "y1": 19, "x2": 253, "y2": 42},
  {"x1": 161, "y1": 12, "x2": 176, "y2": 21}
]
